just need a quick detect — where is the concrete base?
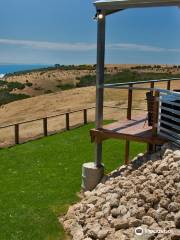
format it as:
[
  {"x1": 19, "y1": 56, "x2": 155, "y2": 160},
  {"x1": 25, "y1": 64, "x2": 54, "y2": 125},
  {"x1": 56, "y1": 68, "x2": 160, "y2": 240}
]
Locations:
[{"x1": 81, "y1": 162, "x2": 104, "y2": 191}]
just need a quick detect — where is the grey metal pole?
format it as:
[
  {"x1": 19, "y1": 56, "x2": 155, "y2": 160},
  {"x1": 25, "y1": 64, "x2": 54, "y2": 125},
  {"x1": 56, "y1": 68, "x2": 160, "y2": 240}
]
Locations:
[{"x1": 95, "y1": 14, "x2": 106, "y2": 168}]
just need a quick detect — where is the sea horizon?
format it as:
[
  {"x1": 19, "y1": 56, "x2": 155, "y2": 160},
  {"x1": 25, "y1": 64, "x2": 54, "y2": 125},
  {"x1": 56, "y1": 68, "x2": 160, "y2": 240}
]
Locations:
[{"x1": 0, "y1": 64, "x2": 50, "y2": 76}]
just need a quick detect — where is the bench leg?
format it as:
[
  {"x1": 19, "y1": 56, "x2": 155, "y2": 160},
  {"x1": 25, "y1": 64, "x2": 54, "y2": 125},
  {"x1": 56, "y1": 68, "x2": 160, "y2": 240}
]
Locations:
[
  {"x1": 147, "y1": 143, "x2": 155, "y2": 153},
  {"x1": 125, "y1": 141, "x2": 130, "y2": 165}
]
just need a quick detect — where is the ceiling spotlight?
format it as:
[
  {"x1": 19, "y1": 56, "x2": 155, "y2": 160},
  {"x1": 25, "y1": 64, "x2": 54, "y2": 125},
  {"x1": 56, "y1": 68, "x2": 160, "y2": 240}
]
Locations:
[
  {"x1": 98, "y1": 13, "x2": 104, "y2": 19},
  {"x1": 93, "y1": 10, "x2": 104, "y2": 21}
]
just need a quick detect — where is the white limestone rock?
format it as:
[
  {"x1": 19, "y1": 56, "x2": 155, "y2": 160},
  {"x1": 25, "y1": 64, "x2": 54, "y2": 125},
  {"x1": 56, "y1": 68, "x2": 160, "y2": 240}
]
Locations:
[{"x1": 61, "y1": 144, "x2": 180, "y2": 240}]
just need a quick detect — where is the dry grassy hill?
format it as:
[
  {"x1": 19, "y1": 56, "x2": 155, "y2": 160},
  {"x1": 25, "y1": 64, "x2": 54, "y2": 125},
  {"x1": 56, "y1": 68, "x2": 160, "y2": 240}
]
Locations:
[
  {"x1": 4, "y1": 64, "x2": 180, "y2": 97},
  {"x1": 5, "y1": 69, "x2": 95, "y2": 96}
]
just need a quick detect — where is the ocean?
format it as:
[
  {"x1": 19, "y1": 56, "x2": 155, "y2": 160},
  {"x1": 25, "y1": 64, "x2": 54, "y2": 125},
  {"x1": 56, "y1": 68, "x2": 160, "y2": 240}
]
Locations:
[{"x1": 0, "y1": 64, "x2": 49, "y2": 76}]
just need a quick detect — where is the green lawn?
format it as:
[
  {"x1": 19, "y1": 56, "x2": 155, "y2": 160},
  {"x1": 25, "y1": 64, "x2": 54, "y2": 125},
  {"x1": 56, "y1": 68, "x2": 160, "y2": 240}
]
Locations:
[{"x1": 0, "y1": 123, "x2": 146, "y2": 240}]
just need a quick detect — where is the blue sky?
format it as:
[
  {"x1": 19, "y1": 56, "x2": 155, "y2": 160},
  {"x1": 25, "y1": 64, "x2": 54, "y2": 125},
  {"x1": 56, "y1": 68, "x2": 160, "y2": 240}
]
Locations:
[{"x1": 0, "y1": 0, "x2": 180, "y2": 65}]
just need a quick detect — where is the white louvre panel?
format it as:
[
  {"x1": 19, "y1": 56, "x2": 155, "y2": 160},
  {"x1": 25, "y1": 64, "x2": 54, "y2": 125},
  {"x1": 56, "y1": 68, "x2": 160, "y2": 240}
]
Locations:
[{"x1": 158, "y1": 91, "x2": 180, "y2": 146}]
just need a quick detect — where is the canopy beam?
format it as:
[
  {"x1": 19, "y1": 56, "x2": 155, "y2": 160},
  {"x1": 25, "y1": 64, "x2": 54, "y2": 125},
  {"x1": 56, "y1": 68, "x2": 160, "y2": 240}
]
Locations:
[{"x1": 94, "y1": 0, "x2": 180, "y2": 13}]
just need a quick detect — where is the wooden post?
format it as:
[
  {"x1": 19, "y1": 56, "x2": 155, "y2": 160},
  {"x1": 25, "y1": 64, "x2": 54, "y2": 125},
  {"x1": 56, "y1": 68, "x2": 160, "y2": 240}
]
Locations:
[
  {"x1": 152, "y1": 90, "x2": 159, "y2": 137},
  {"x1": 147, "y1": 143, "x2": 154, "y2": 153},
  {"x1": 125, "y1": 140, "x2": 130, "y2": 165},
  {"x1": 43, "y1": 118, "x2": 48, "y2": 136},
  {"x1": 66, "y1": 113, "x2": 70, "y2": 130},
  {"x1": 83, "y1": 109, "x2": 87, "y2": 125},
  {"x1": 150, "y1": 82, "x2": 154, "y2": 93},
  {"x1": 167, "y1": 80, "x2": 171, "y2": 90},
  {"x1": 127, "y1": 84, "x2": 133, "y2": 120},
  {"x1": 14, "y1": 124, "x2": 19, "y2": 144}
]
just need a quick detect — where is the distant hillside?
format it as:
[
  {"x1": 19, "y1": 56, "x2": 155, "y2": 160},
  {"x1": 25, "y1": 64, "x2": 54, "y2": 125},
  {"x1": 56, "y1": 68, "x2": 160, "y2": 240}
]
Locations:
[
  {"x1": 4, "y1": 65, "x2": 97, "y2": 97},
  {"x1": 77, "y1": 70, "x2": 180, "y2": 87},
  {"x1": 1, "y1": 64, "x2": 180, "y2": 105},
  {"x1": 0, "y1": 79, "x2": 30, "y2": 106}
]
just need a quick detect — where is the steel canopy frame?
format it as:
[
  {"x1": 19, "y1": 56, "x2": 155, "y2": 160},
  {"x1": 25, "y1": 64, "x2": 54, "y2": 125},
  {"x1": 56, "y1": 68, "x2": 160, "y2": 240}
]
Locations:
[
  {"x1": 94, "y1": 0, "x2": 180, "y2": 13},
  {"x1": 93, "y1": 0, "x2": 180, "y2": 167}
]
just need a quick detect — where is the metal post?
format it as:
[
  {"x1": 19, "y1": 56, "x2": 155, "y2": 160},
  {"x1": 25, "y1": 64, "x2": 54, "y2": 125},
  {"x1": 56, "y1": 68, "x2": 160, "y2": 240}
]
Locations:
[
  {"x1": 95, "y1": 14, "x2": 106, "y2": 168},
  {"x1": 127, "y1": 84, "x2": 133, "y2": 120}
]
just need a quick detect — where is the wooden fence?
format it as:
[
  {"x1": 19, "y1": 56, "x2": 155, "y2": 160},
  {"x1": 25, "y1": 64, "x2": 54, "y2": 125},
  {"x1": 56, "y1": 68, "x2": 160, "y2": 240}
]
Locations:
[{"x1": 0, "y1": 107, "x2": 95, "y2": 146}]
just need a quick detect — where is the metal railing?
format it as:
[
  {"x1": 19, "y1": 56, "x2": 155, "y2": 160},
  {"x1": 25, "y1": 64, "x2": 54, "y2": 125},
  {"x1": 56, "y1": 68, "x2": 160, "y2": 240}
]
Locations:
[{"x1": 103, "y1": 78, "x2": 180, "y2": 120}]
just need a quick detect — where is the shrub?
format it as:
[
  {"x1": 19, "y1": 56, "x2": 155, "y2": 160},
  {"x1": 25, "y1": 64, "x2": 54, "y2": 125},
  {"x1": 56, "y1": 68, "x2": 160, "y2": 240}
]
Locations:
[
  {"x1": 76, "y1": 75, "x2": 96, "y2": 87},
  {"x1": 0, "y1": 91, "x2": 30, "y2": 105},
  {"x1": 40, "y1": 72, "x2": 45, "y2": 75},
  {"x1": 7, "y1": 82, "x2": 25, "y2": 91},
  {"x1": 26, "y1": 82, "x2": 33, "y2": 87},
  {"x1": 34, "y1": 87, "x2": 43, "y2": 91},
  {"x1": 0, "y1": 80, "x2": 7, "y2": 86},
  {"x1": 44, "y1": 90, "x2": 53, "y2": 94},
  {"x1": 56, "y1": 84, "x2": 74, "y2": 90},
  {"x1": 76, "y1": 70, "x2": 180, "y2": 87}
]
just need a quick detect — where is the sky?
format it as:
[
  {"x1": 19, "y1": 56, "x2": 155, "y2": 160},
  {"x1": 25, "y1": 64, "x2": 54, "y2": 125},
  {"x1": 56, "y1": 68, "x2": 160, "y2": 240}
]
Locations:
[{"x1": 0, "y1": 0, "x2": 180, "y2": 65}]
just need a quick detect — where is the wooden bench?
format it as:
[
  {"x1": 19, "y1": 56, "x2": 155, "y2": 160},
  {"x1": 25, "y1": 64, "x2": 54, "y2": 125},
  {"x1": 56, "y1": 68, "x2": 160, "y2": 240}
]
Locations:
[{"x1": 90, "y1": 115, "x2": 167, "y2": 164}]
